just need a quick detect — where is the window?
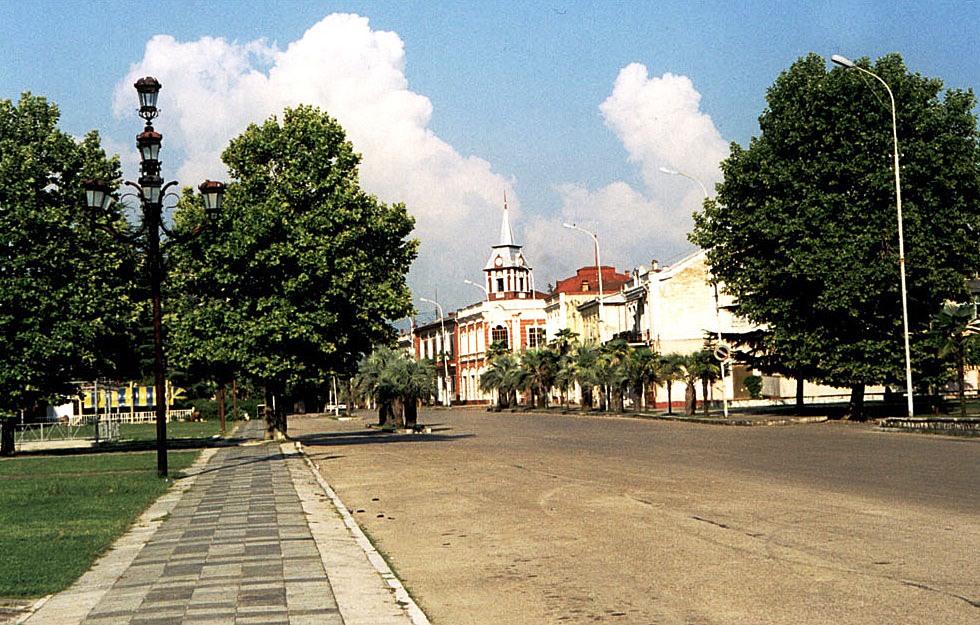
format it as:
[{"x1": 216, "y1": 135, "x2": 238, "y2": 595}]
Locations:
[
  {"x1": 528, "y1": 327, "x2": 546, "y2": 349},
  {"x1": 491, "y1": 325, "x2": 508, "y2": 348},
  {"x1": 496, "y1": 277, "x2": 505, "y2": 292}
]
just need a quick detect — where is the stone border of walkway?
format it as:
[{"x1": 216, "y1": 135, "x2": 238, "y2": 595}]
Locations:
[
  {"x1": 288, "y1": 441, "x2": 431, "y2": 625},
  {"x1": 18, "y1": 447, "x2": 219, "y2": 624}
]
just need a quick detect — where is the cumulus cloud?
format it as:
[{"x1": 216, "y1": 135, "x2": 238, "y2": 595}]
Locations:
[
  {"x1": 113, "y1": 17, "x2": 728, "y2": 311},
  {"x1": 527, "y1": 63, "x2": 730, "y2": 286},
  {"x1": 113, "y1": 13, "x2": 512, "y2": 312}
]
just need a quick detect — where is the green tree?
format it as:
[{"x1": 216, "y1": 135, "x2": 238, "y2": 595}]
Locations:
[
  {"x1": 520, "y1": 348, "x2": 558, "y2": 408},
  {"x1": 551, "y1": 329, "x2": 580, "y2": 409},
  {"x1": 0, "y1": 93, "x2": 136, "y2": 454},
  {"x1": 172, "y1": 105, "x2": 417, "y2": 438},
  {"x1": 356, "y1": 347, "x2": 435, "y2": 428},
  {"x1": 600, "y1": 339, "x2": 633, "y2": 413},
  {"x1": 480, "y1": 351, "x2": 521, "y2": 409},
  {"x1": 626, "y1": 346, "x2": 660, "y2": 411},
  {"x1": 931, "y1": 302, "x2": 980, "y2": 417},
  {"x1": 690, "y1": 349, "x2": 722, "y2": 418},
  {"x1": 658, "y1": 353, "x2": 687, "y2": 415},
  {"x1": 573, "y1": 343, "x2": 602, "y2": 410},
  {"x1": 691, "y1": 53, "x2": 980, "y2": 417}
]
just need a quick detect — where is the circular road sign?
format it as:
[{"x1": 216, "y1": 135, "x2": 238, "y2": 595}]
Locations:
[{"x1": 713, "y1": 344, "x2": 731, "y2": 362}]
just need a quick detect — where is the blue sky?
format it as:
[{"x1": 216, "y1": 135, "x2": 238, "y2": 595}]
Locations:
[{"x1": 2, "y1": 0, "x2": 978, "y2": 312}]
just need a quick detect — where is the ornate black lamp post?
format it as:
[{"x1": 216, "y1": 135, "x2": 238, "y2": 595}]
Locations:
[{"x1": 84, "y1": 77, "x2": 224, "y2": 477}]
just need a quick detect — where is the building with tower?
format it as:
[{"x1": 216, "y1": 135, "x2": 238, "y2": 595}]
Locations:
[{"x1": 413, "y1": 198, "x2": 548, "y2": 405}]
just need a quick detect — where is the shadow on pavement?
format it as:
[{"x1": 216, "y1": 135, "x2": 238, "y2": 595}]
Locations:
[{"x1": 293, "y1": 427, "x2": 474, "y2": 448}]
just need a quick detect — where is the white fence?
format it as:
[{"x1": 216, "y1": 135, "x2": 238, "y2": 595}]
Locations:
[{"x1": 67, "y1": 409, "x2": 193, "y2": 425}]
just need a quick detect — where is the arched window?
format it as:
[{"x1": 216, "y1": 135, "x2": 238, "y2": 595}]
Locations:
[{"x1": 492, "y1": 325, "x2": 508, "y2": 348}]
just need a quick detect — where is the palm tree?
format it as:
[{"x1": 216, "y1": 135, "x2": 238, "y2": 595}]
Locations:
[
  {"x1": 627, "y1": 346, "x2": 660, "y2": 411},
  {"x1": 356, "y1": 347, "x2": 437, "y2": 428},
  {"x1": 574, "y1": 343, "x2": 602, "y2": 410},
  {"x1": 555, "y1": 353, "x2": 578, "y2": 409},
  {"x1": 550, "y1": 329, "x2": 581, "y2": 408},
  {"x1": 399, "y1": 358, "x2": 437, "y2": 427},
  {"x1": 521, "y1": 348, "x2": 558, "y2": 408},
  {"x1": 683, "y1": 350, "x2": 721, "y2": 418},
  {"x1": 932, "y1": 301, "x2": 980, "y2": 417},
  {"x1": 480, "y1": 351, "x2": 521, "y2": 409},
  {"x1": 601, "y1": 339, "x2": 632, "y2": 412},
  {"x1": 549, "y1": 328, "x2": 579, "y2": 359},
  {"x1": 356, "y1": 346, "x2": 404, "y2": 426},
  {"x1": 658, "y1": 354, "x2": 686, "y2": 415}
]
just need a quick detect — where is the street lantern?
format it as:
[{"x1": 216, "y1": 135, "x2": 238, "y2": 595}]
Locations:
[
  {"x1": 134, "y1": 76, "x2": 161, "y2": 121},
  {"x1": 82, "y1": 76, "x2": 225, "y2": 477},
  {"x1": 199, "y1": 180, "x2": 226, "y2": 215},
  {"x1": 82, "y1": 178, "x2": 112, "y2": 214},
  {"x1": 136, "y1": 130, "x2": 162, "y2": 167}
]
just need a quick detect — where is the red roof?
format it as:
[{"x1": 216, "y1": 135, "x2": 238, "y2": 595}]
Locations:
[{"x1": 552, "y1": 266, "x2": 631, "y2": 296}]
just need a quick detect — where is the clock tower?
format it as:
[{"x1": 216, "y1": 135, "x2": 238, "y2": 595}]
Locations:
[{"x1": 483, "y1": 197, "x2": 534, "y2": 300}]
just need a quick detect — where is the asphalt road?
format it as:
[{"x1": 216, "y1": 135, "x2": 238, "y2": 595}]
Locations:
[{"x1": 291, "y1": 408, "x2": 980, "y2": 625}]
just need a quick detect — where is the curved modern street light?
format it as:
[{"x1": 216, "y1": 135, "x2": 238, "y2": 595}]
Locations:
[
  {"x1": 419, "y1": 297, "x2": 452, "y2": 407},
  {"x1": 83, "y1": 77, "x2": 225, "y2": 476},
  {"x1": 832, "y1": 54, "x2": 914, "y2": 418},
  {"x1": 658, "y1": 166, "x2": 710, "y2": 199},
  {"x1": 660, "y1": 166, "x2": 731, "y2": 418},
  {"x1": 562, "y1": 223, "x2": 605, "y2": 343},
  {"x1": 464, "y1": 279, "x2": 489, "y2": 300}
]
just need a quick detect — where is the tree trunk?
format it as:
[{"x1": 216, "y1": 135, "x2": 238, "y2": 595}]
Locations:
[
  {"x1": 701, "y1": 379, "x2": 710, "y2": 417},
  {"x1": 405, "y1": 398, "x2": 418, "y2": 428},
  {"x1": 232, "y1": 379, "x2": 239, "y2": 422},
  {"x1": 957, "y1": 354, "x2": 967, "y2": 418},
  {"x1": 264, "y1": 387, "x2": 276, "y2": 439},
  {"x1": 685, "y1": 382, "x2": 696, "y2": 416},
  {"x1": 391, "y1": 397, "x2": 406, "y2": 429},
  {"x1": 796, "y1": 375, "x2": 805, "y2": 414},
  {"x1": 666, "y1": 383, "x2": 674, "y2": 415},
  {"x1": 216, "y1": 386, "x2": 226, "y2": 434},
  {"x1": 0, "y1": 417, "x2": 16, "y2": 456},
  {"x1": 847, "y1": 384, "x2": 865, "y2": 420},
  {"x1": 582, "y1": 385, "x2": 593, "y2": 410}
]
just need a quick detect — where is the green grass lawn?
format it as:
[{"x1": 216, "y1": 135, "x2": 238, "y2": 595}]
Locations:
[
  {"x1": 120, "y1": 420, "x2": 223, "y2": 441},
  {"x1": 0, "y1": 450, "x2": 200, "y2": 599}
]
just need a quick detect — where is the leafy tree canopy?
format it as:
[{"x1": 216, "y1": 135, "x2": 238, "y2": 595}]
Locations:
[
  {"x1": 168, "y1": 105, "x2": 417, "y2": 432},
  {"x1": 0, "y1": 92, "x2": 135, "y2": 415},
  {"x1": 691, "y1": 53, "x2": 980, "y2": 391}
]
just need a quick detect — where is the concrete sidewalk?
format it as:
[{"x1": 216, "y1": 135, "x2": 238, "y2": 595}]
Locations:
[{"x1": 21, "y1": 421, "x2": 427, "y2": 625}]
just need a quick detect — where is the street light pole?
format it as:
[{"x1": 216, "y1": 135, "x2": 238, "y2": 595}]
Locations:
[
  {"x1": 660, "y1": 166, "x2": 730, "y2": 418},
  {"x1": 832, "y1": 54, "x2": 915, "y2": 418},
  {"x1": 464, "y1": 279, "x2": 489, "y2": 300},
  {"x1": 562, "y1": 223, "x2": 605, "y2": 343},
  {"x1": 83, "y1": 77, "x2": 225, "y2": 476},
  {"x1": 420, "y1": 297, "x2": 452, "y2": 407}
]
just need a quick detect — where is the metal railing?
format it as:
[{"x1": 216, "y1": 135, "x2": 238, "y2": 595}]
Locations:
[{"x1": 14, "y1": 409, "x2": 194, "y2": 445}]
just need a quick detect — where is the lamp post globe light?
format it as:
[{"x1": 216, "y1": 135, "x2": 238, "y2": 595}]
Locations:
[
  {"x1": 419, "y1": 297, "x2": 452, "y2": 407},
  {"x1": 82, "y1": 77, "x2": 225, "y2": 477},
  {"x1": 831, "y1": 54, "x2": 914, "y2": 418}
]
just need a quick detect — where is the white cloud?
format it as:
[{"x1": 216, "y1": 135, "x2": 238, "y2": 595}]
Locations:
[
  {"x1": 600, "y1": 63, "x2": 728, "y2": 191},
  {"x1": 526, "y1": 63, "x2": 729, "y2": 287},
  {"x1": 113, "y1": 13, "x2": 512, "y2": 312},
  {"x1": 112, "y1": 19, "x2": 727, "y2": 313}
]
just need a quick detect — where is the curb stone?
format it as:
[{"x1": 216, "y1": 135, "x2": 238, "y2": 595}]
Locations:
[{"x1": 290, "y1": 441, "x2": 431, "y2": 625}]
